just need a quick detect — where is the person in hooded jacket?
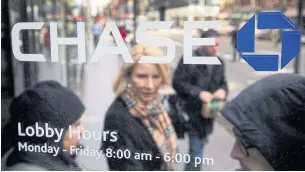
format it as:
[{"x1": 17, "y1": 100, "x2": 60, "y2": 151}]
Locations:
[
  {"x1": 3, "y1": 81, "x2": 85, "y2": 171},
  {"x1": 221, "y1": 73, "x2": 305, "y2": 170}
]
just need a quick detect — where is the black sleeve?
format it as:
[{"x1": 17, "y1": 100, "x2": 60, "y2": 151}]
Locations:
[
  {"x1": 231, "y1": 31, "x2": 237, "y2": 44},
  {"x1": 101, "y1": 113, "x2": 144, "y2": 171},
  {"x1": 215, "y1": 58, "x2": 229, "y2": 99},
  {"x1": 173, "y1": 57, "x2": 203, "y2": 102},
  {"x1": 2, "y1": 121, "x2": 16, "y2": 157}
]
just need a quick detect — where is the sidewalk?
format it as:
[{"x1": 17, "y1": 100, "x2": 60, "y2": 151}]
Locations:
[{"x1": 36, "y1": 63, "x2": 63, "y2": 84}]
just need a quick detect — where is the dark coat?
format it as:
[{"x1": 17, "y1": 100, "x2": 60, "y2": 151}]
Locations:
[
  {"x1": 5, "y1": 150, "x2": 81, "y2": 171},
  {"x1": 221, "y1": 74, "x2": 305, "y2": 170},
  {"x1": 101, "y1": 98, "x2": 162, "y2": 171},
  {"x1": 3, "y1": 81, "x2": 84, "y2": 171},
  {"x1": 231, "y1": 29, "x2": 238, "y2": 48},
  {"x1": 173, "y1": 49, "x2": 228, "y2": 138}
]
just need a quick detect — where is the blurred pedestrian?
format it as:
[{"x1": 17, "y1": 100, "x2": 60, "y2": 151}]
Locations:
[
  {"x1": 271, "y1": 29, "x2": 281, "y2": 48},
  {"x1": 3, "y1": 81, "x2": 85, "y2": 170},
  {"x1": 92, "y1": 17, "x2": 102, "y2": 47},
  {"x1": 40, "y1": 24, "x2": 51, "y2": 61},
  {"x1": 231, "y1": 25, "x2": 239, "y2": 62},
  {"x1": 67, "y1": 17, "x2": 77, "y2": 37},
  {"x1": 67, "y1": 18, "x2": 78, "y2": 61},
  {"x1": 221, "y1": 73, "x2": 305, "y2": 170},
  {"x1": 118, "y1": 25, "x2": 127, "y2": 42},
  {"x1": 173, "y1": 29, "x2": 228, "y2": 171},
  {"x1": 101, "y1": 44, "x2": 178, "y2": 171}
]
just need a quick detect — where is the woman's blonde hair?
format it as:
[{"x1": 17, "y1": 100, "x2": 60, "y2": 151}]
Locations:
[{"x1": 113, "y1": 44, "x2": 171, "y2": 96}]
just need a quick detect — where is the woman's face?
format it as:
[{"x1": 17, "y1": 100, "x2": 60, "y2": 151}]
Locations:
[{"x1": 130, "y1": 64, "x2": 163, "y2": 103}]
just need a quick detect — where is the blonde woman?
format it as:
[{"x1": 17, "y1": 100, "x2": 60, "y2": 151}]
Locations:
[{"x1": 101, "y1": 45, "x2": 177, "y2": 171}]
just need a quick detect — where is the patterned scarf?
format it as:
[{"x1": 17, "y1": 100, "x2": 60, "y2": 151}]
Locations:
[{"x1": 121, "y1": 86, "x2": 178, "y2": 170}]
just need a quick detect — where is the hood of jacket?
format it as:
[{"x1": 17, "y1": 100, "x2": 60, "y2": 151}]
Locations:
[{"x1": 221, "y1": 73, "x2": 305, "y2": 170}]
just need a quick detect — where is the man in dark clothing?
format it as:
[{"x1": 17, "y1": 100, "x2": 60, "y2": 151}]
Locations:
[
  {"x1": 2, "y1": 81, "x2": 85, "y2": 171},
  {"x1": 221, "y1": 74, "x2": 305, "y2": 170},
  {"x1": 92, "y1": 18, "x2": 102, "y2": 47},
  {"x1": 231, "y1": 25, "x2": 239, "y2": 62},
  {"x1": 173, "y1": 29, "x2": 228, "y2": 171}
]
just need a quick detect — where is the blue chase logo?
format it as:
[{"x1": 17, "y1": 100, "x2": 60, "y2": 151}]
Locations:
[{"x1": 237, "y1": 12, "x2": 301, "y2": 71}]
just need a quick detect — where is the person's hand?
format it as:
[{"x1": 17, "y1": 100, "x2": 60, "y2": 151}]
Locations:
[
  {"x1": 199, "y1": 91, "x2": 213, "y2": 104},
  {"x1": 202, "y1": 100, "x2": 225, "y2": 119},
  {"x1": 213, "y1": 89, "x2": 227, "y2": 101}
]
